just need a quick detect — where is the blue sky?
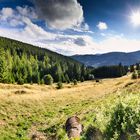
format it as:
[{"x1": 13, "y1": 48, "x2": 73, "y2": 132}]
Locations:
[{"x1": 0, "y1": 0, "x2": 140, "y2": 55}]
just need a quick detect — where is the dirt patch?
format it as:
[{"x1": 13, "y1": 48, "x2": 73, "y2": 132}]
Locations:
[
  {"x1": 0, "y1": 120, "x2": 6, "y2": 126},
  {"x1": 14, "y1": 90, "x2": 27, "y2": 94}
]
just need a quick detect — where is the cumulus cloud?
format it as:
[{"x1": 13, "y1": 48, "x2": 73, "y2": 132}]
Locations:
[
  {"x1": 74, "y1": 38, "x2": 87, "y2": 46},
  {"x1": 1, "y1": 6, "x2": 140, "y2": 56},
  {"x1": 0, "y1": 6, "x2": 37, "y2": 27},
  {"x1": 97, "y1": 22, "x2": 108, "y2": 30},
  {"x1": 0, "y1": 7, "x2": 14, "y2": 20},
  {"x1": 16, "y1": 6, "x2": 37, "y2": 19},
  {"x1": 33, "y1": 0, "x2": 84, "y2": 30}
]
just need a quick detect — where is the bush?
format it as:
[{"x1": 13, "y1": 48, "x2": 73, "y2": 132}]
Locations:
[
  {"x1": 17, "y1": 78, "x2": 24, "y2": 85},
  {"x1": 105, "y1": 103, "x2": 139, "y2": 140},
  {"x1": 84, "y1": 125, "x2": 103, "y2": 140},
  {"x1": 81, "y1": 77, "x2": 85, "y2": 82},
  {"x1": 138, "y1": 70, "x2": 140, "y2": 78},
  {"x1": 73, "y1": 79, "x2": 77, "y2": 85},
  {"x1": 44, "y1": 74, "x2": 53, "y2": 85},
  {"x1": 57, "y1": 82, "x2": 63, "y2": 89},
  {"x1": 40, "y1": 79, "x2": 44, "y2": 85},
  {"x1": 96, "y1": 79, "x2": 100, "y2": 83},
  {"x1": 131, "y1": 72, "x2": 138, "y2": 79},
  {"x1": 65, "y1": 74, "x2": 70, "y2": 83}
]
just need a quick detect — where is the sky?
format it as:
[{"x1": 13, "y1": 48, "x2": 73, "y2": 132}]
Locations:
[{"x1": 0, "y1": 0, "x2": 140, "y2": 55}]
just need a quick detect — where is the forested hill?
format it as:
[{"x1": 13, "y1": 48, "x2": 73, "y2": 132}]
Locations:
[
  {"x1": 71, "y1": 51, "x2": 140, "y2": 67},
  {"x1": 0, "y1": 37, "x2": 88, "y2": 84}
]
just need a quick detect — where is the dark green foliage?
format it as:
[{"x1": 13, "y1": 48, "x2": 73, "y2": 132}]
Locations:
[
  {"x1": 65, "y1": 74, "x2": 70, "y2": 83},
  {"x1": 130, "y1": 65, "x2": 135, "y2": 72},
  {"x1": 0, "y1": 37, "x2": 129, "y2": 83},
  {"x1": 0, "y1": 37, "x2": 91, "y2": 84},
  {"x1": 138, "y1": 70, "x2": 140, "y2": 78},
  {"x1": 136, "y1": 63, "x2": 140, "y2": 70},
  {"x1": 44, "y1": 74, "x2": 53, "y2": 85},
  {"x1": 57, "y1": 82, "x2": 63, "y2": 89},
  {"x1": 93, "y1": 64, "x2": 128, "y2": 78},
  {"x1": 73, "y1": 79, "x2": 78, "y2": 85},
  {"x1": 105, "y1": 103, "x2": 140, "y2": 140},
  {"x1": 0, "y1": 48, "x2": 8, "y2": 83},
  {"x1": 84, "y1": 125, "x2": 103, "y2": 140},
  {"x1": 81, "y1": 76, "x2": 84, "y2": 82},
  {"x1": 40, "y1": 79, "x2": 45, "y2": 85},
  {"x1": 131, "y1": 71, "x2": 138, "y2": 79}
]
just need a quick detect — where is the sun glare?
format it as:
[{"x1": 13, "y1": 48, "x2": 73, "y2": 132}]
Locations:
[{"x1": 131, "y1": 10, "x2": 140, "y2": 26}]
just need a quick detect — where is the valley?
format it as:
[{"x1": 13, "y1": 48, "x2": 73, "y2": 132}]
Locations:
[{"x1": 0, "y1": 75, "x2": 140, "y2": 139}]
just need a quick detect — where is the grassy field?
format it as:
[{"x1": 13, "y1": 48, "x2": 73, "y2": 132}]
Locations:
[{"x1": 0, "y1": 75, "x2": 140, "y2": 140}]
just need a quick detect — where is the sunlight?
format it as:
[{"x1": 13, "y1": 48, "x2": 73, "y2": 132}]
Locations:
[{"x1": 131, "y1": 10, "x2": 140, "y2": 26}]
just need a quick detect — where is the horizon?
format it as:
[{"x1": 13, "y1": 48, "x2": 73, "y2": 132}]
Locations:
[{"x1": 0, "y1": 0, "x2": 140, "y2": 55}]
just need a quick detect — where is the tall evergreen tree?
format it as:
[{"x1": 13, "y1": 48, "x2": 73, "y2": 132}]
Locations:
[{"x1": 0, "y1": 48, "x2": 7, "y2": 83}]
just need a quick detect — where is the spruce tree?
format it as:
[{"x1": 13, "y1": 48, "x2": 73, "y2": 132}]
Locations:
[{"x1": 0, "y1": 48, "x2": 7, "y2": 83}]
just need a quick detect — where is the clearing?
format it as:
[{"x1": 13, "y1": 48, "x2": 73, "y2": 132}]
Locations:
[{"x1": 0, "y1": 75, "x2": 140, "y2": 139}]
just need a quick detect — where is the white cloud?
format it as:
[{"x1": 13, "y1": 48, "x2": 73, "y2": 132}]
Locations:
[
  {"x1": 1, "y1": 21, "x2": 140, "y2": 56},
  {"x1": 0, "y1": 6, "x2": 37, "y2": 27},
  {"x1": 0, "y1": 7, "x2": 14, "y2": 20},
  {"x1": 16, "y1": 6, "x2": 37, "y2": 19},
  {"x1": 33, "y1": 0, "x2": 84, "y2": 30},
  {"x1": 0, "y1": 7, "x2": 140, "y2": 56},
  {"x1": 97, "y1": 22, "x2": 108, "y2": 30}
]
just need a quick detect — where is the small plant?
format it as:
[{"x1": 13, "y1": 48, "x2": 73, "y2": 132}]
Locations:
[
  {"x1": 96, "y1": 79, "x2": 100, "y2": 83},
  {"x1": 81, "y1": 77, "x2": 84, "y2": 82},
  {"x1": 40, "y1": 79, "x2": 44, "y2": 85},
  {"x1": 44, "y1": 74, "x2": 53, "y2": 85},
  {"x1": 73, "y1": 79, "x2": 78, "y2": 85},
  {"x1": 138, "y1": 70, "x2": 140, "y2": 78},
  {"x1": 57, "y1": 82, "x2": 63, "y2": 89},
  {"x1": 131, "y1": 71, "x2": 138, "y2": 79}
]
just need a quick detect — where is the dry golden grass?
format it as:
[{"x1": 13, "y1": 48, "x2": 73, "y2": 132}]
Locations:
[{"x1": 0, "y1": 74, "x2": 138, "y2": 139}]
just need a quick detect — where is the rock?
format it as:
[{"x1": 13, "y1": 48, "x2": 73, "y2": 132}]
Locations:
[{"x1": 65, "y1": 116, "x2": 83, "y2": 139}]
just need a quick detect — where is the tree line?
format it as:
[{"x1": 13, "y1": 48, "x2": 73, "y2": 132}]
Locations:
[
  {"x1": 92, "y1": 63, "x2": 128, "y2": 78},
  {"x1": 0, "y1": 37, "x2": 90, "y2": 84},
  {"x1": 0, "y1": 37, "x2": 130, "y2": 85}
]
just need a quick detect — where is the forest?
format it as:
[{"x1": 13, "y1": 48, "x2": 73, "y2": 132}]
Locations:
[
  {"x1": 0, "y1": 37, "x2": 91, "y2": 84},
  {"x1": 92, "y1": 64, "x2": 128, "y2": 78},
  {"x1": 0, "y1": 37, "x2": 129, "y2": 85}
]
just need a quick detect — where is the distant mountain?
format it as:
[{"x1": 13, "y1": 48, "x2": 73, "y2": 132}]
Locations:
[{"x1": 71, "y1": 51, "x2": 140, "y2": 67}]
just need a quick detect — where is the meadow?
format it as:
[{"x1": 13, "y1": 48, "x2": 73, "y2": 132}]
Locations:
[{"x1": 0, "y1": 75, "x2": 140, "y2": 140}]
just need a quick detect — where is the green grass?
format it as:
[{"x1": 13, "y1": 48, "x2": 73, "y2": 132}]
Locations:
[{"x1": 0, "y1": 76, "x2": 140, "y2": 139}]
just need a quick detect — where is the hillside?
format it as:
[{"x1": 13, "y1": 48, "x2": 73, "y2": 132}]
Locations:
[
  {"x1": 0, "y1": 75, "x2": 140, "y2": 139},
  {"x1": 71, "y1": 51, "x2": 140, "y2": 67},
  {"x1": 0, "y1": 37, "x2": 88, "y2": 84}
]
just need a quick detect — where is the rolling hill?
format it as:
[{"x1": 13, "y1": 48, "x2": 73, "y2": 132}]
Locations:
[
  {"x1": 0, "y1": 36, "x2": 87, "y2": 84},
  {"x1": 71, "y1": 51, "x2": 140, "y2": 67}
]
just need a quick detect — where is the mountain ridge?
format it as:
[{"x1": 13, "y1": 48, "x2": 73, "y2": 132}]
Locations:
[{"x1": 71, "y1": 51, "x2": 140, "y2": 67}]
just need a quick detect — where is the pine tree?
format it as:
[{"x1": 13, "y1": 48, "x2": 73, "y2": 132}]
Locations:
[
  {"x1": 0, "y1": 48, "x2": 7, "y2": 83},
  {"x1": 44, "y1": 74, "x2": 53, "y2": 85}
]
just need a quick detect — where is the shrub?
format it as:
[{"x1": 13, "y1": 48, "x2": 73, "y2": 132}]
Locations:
[
  {"x1": 57, "y1": 82, "x2": 63, "y2": 89},
  {"x1": 84, "y1": 125, "x2": 103, "y2": 140},
  {"x1": 81, "y1": 77, "x2": 85, "y2": 82},
  {"x1": 65, "y1": 74, "x2": 70, "y2": 83},
  {"x1": 131, "y1": 72, "x2": 138, "y2": 79},
  {"x1": 73, "y1": 79, "x2": 77, "y2": 85},
  {"x1": 138, "y1": 70, "x2": 140, "y2": 78},
  {"x1": 17, "y1": 78, "x2": 24, "y2": 85},
  {"x1": 105, "y1": 103, "x2": 139, "y2": 140},
  {"x1": 44, "y1": 74, "x2": 53, "y2": 85},
  {"x1": 40, "y1": 79, "x2": 44, "y2": 85},
  {"x1": 96, "y1": 79, "x2": 100, "y2": 83}
]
